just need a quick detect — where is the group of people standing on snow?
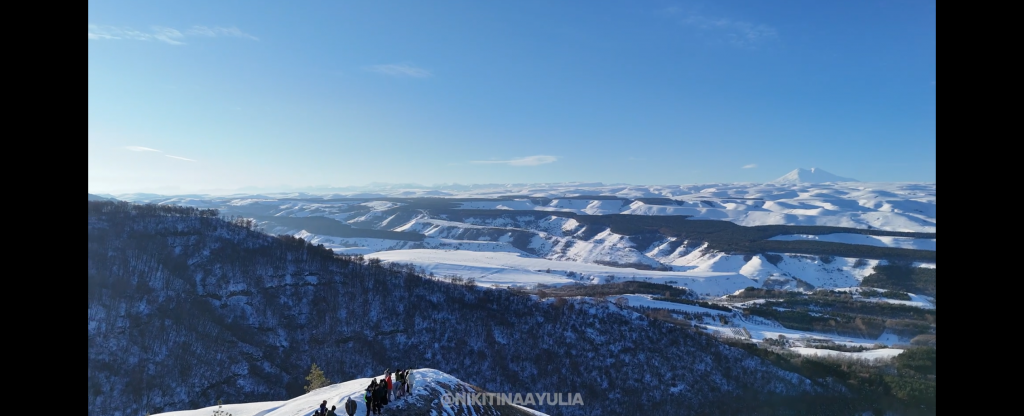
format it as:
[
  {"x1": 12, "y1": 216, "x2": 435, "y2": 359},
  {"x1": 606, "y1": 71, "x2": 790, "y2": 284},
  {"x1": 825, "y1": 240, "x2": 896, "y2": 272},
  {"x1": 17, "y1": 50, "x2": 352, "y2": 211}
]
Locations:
[
  {"x1": 311, "y1": 396, "x2": 360, "y2": 416},
  {"x1": 363, "y1": 368, "x2": 413, "y2": 415},
  {"x1": 309, "y1": 368, "x2": 414, "y2": 416},
  {"x1": 313, "y1": 399, "x2": 338, "y2": 416}
]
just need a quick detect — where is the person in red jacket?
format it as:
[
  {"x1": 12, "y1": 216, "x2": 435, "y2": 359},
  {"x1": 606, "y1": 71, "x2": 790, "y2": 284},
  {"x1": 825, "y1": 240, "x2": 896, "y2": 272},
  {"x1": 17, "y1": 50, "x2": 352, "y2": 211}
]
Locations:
[{"x1": 385, "y1": 371, "x2": 394, "y2": 401}]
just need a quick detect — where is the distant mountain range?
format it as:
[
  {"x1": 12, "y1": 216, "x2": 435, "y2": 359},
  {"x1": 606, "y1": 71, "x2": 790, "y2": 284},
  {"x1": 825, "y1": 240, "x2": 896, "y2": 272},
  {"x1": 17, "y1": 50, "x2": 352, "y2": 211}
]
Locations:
[{"x1": 93, "y1": 169, "x2": 876, "y2": 196}]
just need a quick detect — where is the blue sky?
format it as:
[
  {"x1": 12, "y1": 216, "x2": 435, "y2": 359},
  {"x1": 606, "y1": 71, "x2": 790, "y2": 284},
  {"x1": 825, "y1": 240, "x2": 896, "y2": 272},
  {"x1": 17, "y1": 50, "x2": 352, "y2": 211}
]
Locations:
[{"x1": 88, "y1": 0, "x2": 936, "y2": 194}]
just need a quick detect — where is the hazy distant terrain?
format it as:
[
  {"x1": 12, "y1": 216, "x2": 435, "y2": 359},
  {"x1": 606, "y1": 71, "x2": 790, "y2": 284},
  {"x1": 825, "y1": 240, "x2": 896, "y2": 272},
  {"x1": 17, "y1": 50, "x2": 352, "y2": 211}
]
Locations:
[{"x1": 110, "y1": 181, "x2": 935, "y2": 298}]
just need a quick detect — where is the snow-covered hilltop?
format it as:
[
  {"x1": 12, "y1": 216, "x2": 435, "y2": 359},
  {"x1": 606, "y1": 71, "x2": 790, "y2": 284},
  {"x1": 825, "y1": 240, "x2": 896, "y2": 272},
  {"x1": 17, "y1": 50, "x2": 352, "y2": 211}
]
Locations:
[
  {"x1": 155, "y1": 369, "x2": 550, "y2": 416},
  {"x1": 88, "y1": 193, "x2": 116, "y2": 201},
  {"x1": 770, "y1": 168, "x2": 859, "y2": 184}
]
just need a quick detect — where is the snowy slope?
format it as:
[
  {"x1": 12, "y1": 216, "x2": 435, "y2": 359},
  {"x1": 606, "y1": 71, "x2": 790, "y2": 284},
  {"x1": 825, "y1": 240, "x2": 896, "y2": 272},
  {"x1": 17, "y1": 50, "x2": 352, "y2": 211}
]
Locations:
[
  {"x1": 361, "y1": 244, "x2": 904, "y2": 296},
  {"x1": 619, "y1": 294, "x2": 916, "y2": 352},
  {"x1": 790, "y1": 348, "x2": 904, "y2": 360},
  {"x1": 88, "y1": 193, "x2": 115, "y2": 201},
  {"x1": 366, "y1": 249, "x2": 759, "y2": 296},
  {"x1": 768, "y1": 233, "x2": 935, "y2": 251},
  {"x1": 831, "y1": 287, "x2": 936, "y2": 309},
  {"x1": 663, "y1": 250, "x2": 879, "y2": 290},
  {"x1": 154, "y1": 369, "x2": 549, "y2": 416}
]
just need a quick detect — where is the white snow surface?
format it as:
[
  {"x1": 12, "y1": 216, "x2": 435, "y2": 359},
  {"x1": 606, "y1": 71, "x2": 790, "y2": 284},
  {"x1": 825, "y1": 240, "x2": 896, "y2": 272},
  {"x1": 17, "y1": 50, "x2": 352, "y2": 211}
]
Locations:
[
  {"x1": 768, "y1": 233, "x2": 935, "y2": 251},
  {"x1": 619, "y1": 294, "x2": 925, "y2": 349},
  {"x1": 789, "y1": 347, "x2": 905, "y2": 360},
  {"x1": 830, "y1": 287, "x2": 936, "y2": 309},
  {"x1": 157, "y1": 401, "x2": 287, "y2": 416},
  {"x1": 365, "y1": 249, "x2": 757, "y2": 295},
  {"x1": 257, "y1": 229, "x2": 908, "y2": 297}
]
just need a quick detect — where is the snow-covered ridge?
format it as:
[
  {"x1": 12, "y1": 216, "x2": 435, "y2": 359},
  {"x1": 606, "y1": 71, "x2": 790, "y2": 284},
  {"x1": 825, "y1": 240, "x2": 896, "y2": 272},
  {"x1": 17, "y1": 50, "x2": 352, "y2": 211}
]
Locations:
[
  {"x1": 154, "y1": 368, "x2": 549, "y2": 416},
  {"x1": 89, "y1": 193, "x2": 116, "y2": 201}
]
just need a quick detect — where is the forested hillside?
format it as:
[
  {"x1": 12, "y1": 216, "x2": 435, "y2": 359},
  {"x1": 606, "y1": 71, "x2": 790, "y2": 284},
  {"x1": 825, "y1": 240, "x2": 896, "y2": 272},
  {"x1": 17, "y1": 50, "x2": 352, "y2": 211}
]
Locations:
[{"x1": 89, "y1": 201, "x2": 842, "y2": 416}]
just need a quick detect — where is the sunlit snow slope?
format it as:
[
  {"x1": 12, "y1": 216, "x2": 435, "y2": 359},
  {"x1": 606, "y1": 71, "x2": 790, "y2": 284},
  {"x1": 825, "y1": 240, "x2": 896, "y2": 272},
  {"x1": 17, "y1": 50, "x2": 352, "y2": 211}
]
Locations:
[{"x1": 154, "y1": 369, "x2": 549, "y2": 416}]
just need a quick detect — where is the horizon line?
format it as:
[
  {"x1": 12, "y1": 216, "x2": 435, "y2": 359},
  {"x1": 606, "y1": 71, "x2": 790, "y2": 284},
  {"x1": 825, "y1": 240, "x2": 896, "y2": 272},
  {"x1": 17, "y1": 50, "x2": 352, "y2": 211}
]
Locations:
[{"x1": 88, "y1": 179, "x2": 935, "y2": 197}]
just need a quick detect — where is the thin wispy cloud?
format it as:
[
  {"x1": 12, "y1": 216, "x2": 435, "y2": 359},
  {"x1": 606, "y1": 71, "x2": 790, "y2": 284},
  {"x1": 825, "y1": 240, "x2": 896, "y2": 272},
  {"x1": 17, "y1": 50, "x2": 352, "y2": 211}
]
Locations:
[
  {"x1": 89, "y1": 24, "x2": 257, "y2": 45},
  {"x1": 125, "y1": 146, "x2": 197, "y2": 162},
  {"x1": 187, "y1": 26, "x2": 259, "y2": 40},
  {"x1": 152, "y1": 26, "x2": 185, "y2": 45},
  {"x1": 742, "y1": 163, "x2": 757, "y2": 169},
  {"x1": 165, "y1": 155, "x2": 198, "y2": 162},
  {"x1": 87, "y1": 32, "x2": 120, "y2": 40},
  {"x1": 662, "y1": 7, "x2": 778, "y2": 48},
  {"x1": 471, "y1": 155, "x2": 558, "y2": 166},
  {"x1": 365, "y1": 64, "x2": 433, "y2": 78},
  {"x1": 90, "y1": 25, "x2": 153, "y2": 41}
]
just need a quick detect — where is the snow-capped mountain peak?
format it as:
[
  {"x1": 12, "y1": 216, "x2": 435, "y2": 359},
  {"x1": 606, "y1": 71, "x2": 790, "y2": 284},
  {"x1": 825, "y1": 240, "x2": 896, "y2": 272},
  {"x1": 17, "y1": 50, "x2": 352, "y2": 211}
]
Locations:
[{"x1": 771, "y1": 168, "x2": 858, "y2": 184}]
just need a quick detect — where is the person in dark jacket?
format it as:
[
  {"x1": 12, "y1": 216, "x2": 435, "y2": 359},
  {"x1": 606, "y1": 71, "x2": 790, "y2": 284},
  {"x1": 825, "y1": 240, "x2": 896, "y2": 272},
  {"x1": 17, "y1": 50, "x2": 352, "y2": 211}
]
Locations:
[
  {"x1": 320, "y1": 400, "x2": 329, "y2": 415},
  {"x1": 394, "y1": 369, "x2": 405, "y2": 399},
  {"x1": 326, "y1": 405, "x2": 338, "y2": 416},
  {"x1": 405, "y1": 369, "x2": 413, "y2": 394},
  {"x1": 373, "y1": 380, "x2": 388, "y2": 413},
  {"x1": 344, "y1": 397, "x2": 358, "y2": 416},
  {"x1": 364, "y1": 380, "x2": 376, "y2": 416}
]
